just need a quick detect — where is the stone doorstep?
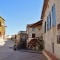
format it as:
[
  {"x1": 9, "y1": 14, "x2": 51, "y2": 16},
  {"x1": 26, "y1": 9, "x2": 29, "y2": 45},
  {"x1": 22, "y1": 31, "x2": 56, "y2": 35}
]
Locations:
[{"x1": 43, "y1": 50, "x2": 60, "y2": 60}]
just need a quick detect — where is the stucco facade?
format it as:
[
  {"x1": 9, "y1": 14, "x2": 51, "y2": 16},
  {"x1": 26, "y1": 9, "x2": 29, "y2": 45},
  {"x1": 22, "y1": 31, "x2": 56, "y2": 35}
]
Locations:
[
  {"x1": 26, "y1": 20, "x2": 43, "y2": 49},
  {"x1": 0, "y1": 16, "x2": 5, "y2": 40},
  {"x1": 42, "y1": 0, "x2": 60, "y2": 59}
]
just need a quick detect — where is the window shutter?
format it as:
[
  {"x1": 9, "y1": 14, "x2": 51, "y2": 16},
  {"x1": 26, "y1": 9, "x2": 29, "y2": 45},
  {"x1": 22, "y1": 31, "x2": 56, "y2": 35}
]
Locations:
[
  {"x1": 52, "y1": 4, "x2": 56, "y2": 27},
  {"x1": 44, "y1": 21, "x2": 46, "y2": 33},
  {"x1": 49, "y1": 12, "x2": 51, "y2": 29},
  {"x1": 47, "y1": 17, "x2": 48, "y2": 31}
]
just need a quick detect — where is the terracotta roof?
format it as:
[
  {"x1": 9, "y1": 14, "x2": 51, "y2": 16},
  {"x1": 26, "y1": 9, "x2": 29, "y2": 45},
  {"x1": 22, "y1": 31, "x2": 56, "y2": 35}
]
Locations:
[
  {"x1": 29, "y1": 20, "x2": 42, "y2": 27},
  {"x1": 41, "y1": 0, "x2": 49, "y2": 20}
]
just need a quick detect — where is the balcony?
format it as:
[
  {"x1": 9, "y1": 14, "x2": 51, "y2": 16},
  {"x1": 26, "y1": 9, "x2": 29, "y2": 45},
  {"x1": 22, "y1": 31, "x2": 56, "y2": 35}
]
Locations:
[{"x1": 18, "y1": 31, "x2": 27, "y2": 34}]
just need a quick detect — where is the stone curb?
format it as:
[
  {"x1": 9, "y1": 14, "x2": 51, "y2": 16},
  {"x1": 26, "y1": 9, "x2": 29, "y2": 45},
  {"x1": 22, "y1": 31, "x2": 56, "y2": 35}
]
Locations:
[
  {"x1": 43, "y1": 50, "x2": 51, "y2": 60},
  {"x1": 43, "y1": 50, "x2": 60, "y2": 60}
]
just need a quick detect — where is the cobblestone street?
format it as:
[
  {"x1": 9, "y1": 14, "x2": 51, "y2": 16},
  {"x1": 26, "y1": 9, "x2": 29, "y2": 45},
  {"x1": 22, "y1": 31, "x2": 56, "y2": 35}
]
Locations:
[
  {"x1": 3, "y1": 50, "x2": 47, "y2": 60},
  {"x1": 0, "y1": 39, "x2": 47, "y2": 60}
]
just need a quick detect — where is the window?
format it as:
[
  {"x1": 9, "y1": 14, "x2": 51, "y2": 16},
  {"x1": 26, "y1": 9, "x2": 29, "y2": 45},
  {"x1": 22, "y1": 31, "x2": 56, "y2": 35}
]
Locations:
[
  {"x1": 52, "y1": 4, "x2": 56, "y2": 27},
  {"x1": 47, "y1": 12, "x2": 51, "y2": 31},
  {"x1": 44, "y1": 21, "x2": 46, "y2": 33},
  {"x1": 32, "y1": 34, "x2": 35, "y2": 38},
  {"x1": 49, "y1": 12, "x2": 51, "y2": 29},
  {"x1": 57, "y1": 35, "x2": 60, "y2": 44},
  {"x1": 57, "y1": 23, "x2": 60, "y2": 29},
  {"x1": 32, "y1": 28, "x2": 35, "y2": 31},
  {"x1": 0, "y1": 32, "x2": 1, "y2": 36},
  {"x1": 57, "y1": 29, "x2": 60, "y2": 44},
  {"x1": 22, "y1": 36, "x2": 26, "y2": 41},
  {"x1": 0, "y1": 22, "x2": 1, "y2": 27}
]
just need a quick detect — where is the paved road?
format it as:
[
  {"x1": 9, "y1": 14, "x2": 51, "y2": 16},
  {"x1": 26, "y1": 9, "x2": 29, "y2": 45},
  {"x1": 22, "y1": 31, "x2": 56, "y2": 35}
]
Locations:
[{"x1": 0, "y1": 39, "x2": 47, "y2": 60}]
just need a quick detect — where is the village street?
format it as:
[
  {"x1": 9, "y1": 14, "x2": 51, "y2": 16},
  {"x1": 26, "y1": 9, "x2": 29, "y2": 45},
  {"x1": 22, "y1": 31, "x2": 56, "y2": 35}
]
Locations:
[{"x1": 0, "y1": 39, "x2": 47, "y2": 60}]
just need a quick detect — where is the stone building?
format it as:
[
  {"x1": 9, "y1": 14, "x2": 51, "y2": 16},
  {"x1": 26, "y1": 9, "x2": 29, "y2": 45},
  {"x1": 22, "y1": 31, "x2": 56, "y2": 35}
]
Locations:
[
  {"x1": 16, "y1": 31, "x2": 28, "y2": 49},
  {"x1": 42, "y1": 0, "x2": 60, "y2": 59},
  {"x1": 26, "y1": 20, "x2": 43, "y2": 49},
  {"x1": 0, "y1": 16, "x2": 6, "y2": 40}
]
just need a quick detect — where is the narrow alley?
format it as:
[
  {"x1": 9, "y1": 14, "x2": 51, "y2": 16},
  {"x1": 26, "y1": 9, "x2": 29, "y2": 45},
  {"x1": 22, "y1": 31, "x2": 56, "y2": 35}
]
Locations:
[{"x1": 0, "y1": 39, "x2": 47, "y2": 60}]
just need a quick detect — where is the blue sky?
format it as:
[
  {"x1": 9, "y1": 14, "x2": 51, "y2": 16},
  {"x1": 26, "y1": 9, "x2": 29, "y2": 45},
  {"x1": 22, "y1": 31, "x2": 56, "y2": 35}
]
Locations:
[{"x1": 0, "y1": 0, "x2": 44, "y2": 35}]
